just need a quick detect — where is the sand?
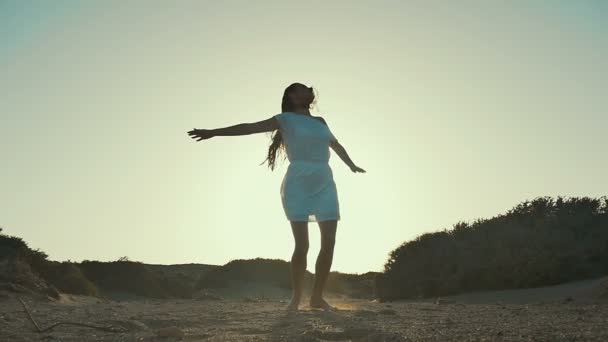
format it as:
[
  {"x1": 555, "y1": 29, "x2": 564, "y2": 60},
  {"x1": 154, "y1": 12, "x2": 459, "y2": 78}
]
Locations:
[
  {"x1": 1, "y1": 277, "x2": 608, "y2": 341},
  {"x1": 1, "y1": 297, "x2": 607, "y2": 341}
]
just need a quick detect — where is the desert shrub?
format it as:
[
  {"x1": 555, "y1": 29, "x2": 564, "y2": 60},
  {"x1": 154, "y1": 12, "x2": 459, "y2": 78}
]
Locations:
[
  {"x1": 158, "y1": 271, "x2": 196, "y2": 298},
  {"x1": 0, "y1": 256, "x2": 49, "y2": 292},
  {"x1": 196, "y1": 258, "x2": 300, "y2": 289},
  {"x1": 41, "y1": 261, "x2": 98, "y2": 296},
  {"x1": 0, "y1": 227, "x2": 49, "y2": 274},
  {"x1": 1, "y1": 229, "x2": 201, "y2": 299},
  {"x1": 325, "y1": 271, "x2": 379, "y2": 298},
  {"x1": 196, "y1": 257, "x2": 377, "y2": 298},
  {"x1": 376, "y1": 196, "x2": 608, "y2": 301},
  {"x1": 79, "y1": 258, "x2": 170, "y2": 298},
  {"x1": 325, "y1": 272, "x2": 346, "y2": 293},
  {"x1": 0, "y1": 228, "x2": 59, "y2": 296},
  {"x1": 147, "y1": 264, "x2": 217, "y2": 298}
]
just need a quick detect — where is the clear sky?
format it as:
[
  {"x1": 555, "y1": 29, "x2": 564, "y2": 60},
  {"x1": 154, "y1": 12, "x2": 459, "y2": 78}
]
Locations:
[{"x1": 1, "y1": 1, "x2": 606, "y2": 274}]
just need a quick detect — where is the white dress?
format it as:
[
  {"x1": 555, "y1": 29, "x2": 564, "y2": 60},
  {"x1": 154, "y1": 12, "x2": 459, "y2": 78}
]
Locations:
[{"x1": 273, "y1": 112, "x2": 340, "y2": 222}]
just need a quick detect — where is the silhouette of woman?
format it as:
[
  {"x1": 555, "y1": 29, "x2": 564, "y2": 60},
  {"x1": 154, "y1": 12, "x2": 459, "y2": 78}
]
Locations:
[{"x1": 187, "y1": 82, "x2": 366, "y2": 311}]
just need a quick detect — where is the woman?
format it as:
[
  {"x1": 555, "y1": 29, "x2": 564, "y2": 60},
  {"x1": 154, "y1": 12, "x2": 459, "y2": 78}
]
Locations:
[{"x1": 187, "y1": 82, "x2": 366, "y2": 311}]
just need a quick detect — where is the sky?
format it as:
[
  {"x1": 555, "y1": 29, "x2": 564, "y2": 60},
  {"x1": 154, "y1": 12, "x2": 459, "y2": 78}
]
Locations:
[{"x1": 1, "y1": 0, "x2": 606, "y2": 274}]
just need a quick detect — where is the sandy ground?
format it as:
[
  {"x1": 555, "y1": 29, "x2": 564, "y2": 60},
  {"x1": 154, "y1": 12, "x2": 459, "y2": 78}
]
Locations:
[
  {"x1": 1, "y1": 296, "x2": 607, "y2": 341},
  {"x1": 1, "y1": 278, "x2": 608, "y2": 342}
]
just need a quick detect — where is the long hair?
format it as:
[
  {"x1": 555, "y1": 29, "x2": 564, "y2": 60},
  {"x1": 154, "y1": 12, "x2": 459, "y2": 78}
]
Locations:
[{"x1": 260, "y1": 83, "x2": 317, "y2": 170}]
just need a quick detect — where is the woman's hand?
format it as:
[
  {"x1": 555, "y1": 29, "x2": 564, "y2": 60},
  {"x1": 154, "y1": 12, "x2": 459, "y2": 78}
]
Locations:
[
  {"x1": 188, "y1": 128, "x2": 214, "y2": 141},
  {"x1": 350, "y1": 165, "x2": 366, "y2": 173}
]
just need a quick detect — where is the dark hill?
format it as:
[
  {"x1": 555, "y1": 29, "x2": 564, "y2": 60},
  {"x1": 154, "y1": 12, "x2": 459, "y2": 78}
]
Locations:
[{"x1": 0, "y1": 228, "x2": 374, "y2": 300}]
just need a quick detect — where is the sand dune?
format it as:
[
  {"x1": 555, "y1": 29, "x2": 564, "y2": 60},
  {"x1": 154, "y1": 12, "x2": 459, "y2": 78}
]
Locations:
[{"x1": 1, "y1": 277, "x2": 607, "y2": 341}]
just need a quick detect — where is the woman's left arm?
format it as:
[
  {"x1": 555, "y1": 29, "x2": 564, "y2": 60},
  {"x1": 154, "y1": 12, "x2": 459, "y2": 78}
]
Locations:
[{"x1": 330, "y1": 140, "x2": 366, "y2": 173}]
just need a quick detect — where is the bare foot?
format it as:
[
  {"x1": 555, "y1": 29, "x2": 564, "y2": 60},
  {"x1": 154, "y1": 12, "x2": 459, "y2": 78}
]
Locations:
[
  {"x1": 286, "y1": 296, "x2": 301, "y2": 311},
  {"x1": 309, "y1": 296, "x2": 337, "y2": 311}
]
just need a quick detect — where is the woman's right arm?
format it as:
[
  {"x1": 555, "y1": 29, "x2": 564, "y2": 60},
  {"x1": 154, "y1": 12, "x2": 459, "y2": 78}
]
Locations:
[{"x1": 188, "y1": 116, "x2": 279, "y2": 141}]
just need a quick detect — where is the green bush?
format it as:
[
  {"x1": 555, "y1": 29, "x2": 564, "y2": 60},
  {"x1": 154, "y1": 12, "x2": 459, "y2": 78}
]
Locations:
[
  {"x1": 376, "y1": 196, "x2": 608, "y2": 301},
  {"x1": 196, "y1": 257, "x2": 377, "y2": 298},
  {"x1": 78, "y1": 258, "x2": 171, "y2": 298},
  {"x1": 0, "y1": 227, "x2": 49, "y2": 275},
  {"x1": 196, "y1": 258, "x2": 302, "y2": 290},
  {"x1": 41, "y1": 261, "x2": 99, "y2": 296},
  {"x1": 325, "y1": 271, "x2": 378, "y2": 298}
]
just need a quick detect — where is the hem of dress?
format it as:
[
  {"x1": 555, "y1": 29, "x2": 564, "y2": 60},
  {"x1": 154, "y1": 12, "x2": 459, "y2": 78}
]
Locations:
[{"x1": 285, "y1": 214, "x2": 341, "y2": 223}]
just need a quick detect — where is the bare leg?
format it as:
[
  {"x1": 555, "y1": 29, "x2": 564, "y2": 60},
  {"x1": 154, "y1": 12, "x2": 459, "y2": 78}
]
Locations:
[
  {"x1": 310, "y1": 219, "x2": 337, "y2": 310},
  {"x1": 287, "y1": 220, "x2": 309, "y2": 311}
]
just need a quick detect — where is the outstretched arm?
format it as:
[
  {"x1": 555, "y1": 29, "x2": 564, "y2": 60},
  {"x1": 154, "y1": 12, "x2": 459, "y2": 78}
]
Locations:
[
  {"x1": 188, "y1": 117, "x2": 279, "y2": 141},
  {"x1": 330, "y1": 140, "x2": 366, "y2": 173}
]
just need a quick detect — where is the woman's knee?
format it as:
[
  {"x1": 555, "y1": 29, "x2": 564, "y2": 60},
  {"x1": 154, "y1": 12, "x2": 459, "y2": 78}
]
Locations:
[
  {"x1": 290, "y1": 220, "x2": 309, "y2": 255},
  {"x1": 319, "y1": 221, "x2": 337, "y2": 250}
]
